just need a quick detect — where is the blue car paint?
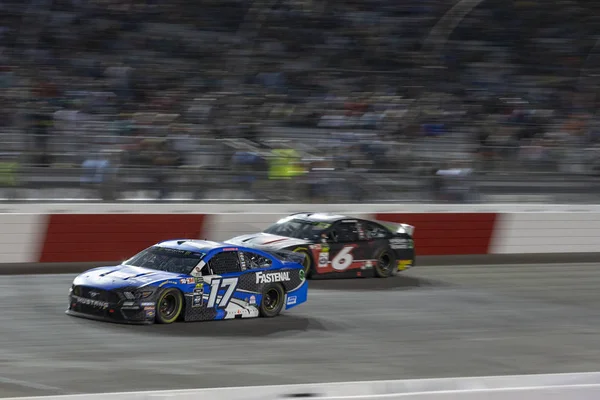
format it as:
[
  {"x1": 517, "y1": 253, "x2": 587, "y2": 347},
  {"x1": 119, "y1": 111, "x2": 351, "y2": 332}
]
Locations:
[{"x1": 67, "y1": 239, "x2": 308, "y2": 324}]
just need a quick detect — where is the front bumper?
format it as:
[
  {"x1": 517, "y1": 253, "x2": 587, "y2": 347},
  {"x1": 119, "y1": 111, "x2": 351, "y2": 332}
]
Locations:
[{"x1": 67, "y1": 294, "x2": 155, "y2": 325}]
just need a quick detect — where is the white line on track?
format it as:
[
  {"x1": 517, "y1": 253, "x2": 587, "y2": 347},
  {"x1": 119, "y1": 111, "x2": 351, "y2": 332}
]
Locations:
[{"x1": 0, "y1": 376, "x2": 66, "y2": 393}]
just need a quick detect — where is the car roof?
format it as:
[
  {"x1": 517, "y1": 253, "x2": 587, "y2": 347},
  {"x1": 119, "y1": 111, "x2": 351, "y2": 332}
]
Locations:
[
  {"x1": 155, "y1": 239, "x2": 231, "y2": 253},
  {"x1": 288, "y1": 212, "x2": 349, "y2": 223},
  {"x1": 155, "y1": 239, "x2": 282, "y2": 257}
]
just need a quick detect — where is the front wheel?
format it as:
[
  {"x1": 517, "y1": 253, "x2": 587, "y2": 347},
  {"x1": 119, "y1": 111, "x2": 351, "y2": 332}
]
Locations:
[
  {"x1": 259, "y1": 283, "x2": 285, "y2": 318},
  {"x1": 374, "y1": 249, "x2": 396, "y2": 278},
  {"x1": 293, "y1": 247, "x2": 313, "y2": 278},
  {"x1": 155, "y1": 288, "x2": 183, "y2": 324}
]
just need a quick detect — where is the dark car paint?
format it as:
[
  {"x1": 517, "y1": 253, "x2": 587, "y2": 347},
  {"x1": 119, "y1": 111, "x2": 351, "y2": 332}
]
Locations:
[{"x1": 228, "y1": 214, "x2": 416, "y2": 279}]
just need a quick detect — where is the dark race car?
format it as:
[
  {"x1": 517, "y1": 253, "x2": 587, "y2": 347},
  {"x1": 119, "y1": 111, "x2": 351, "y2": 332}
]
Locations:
[
  {"x1": 226, "y1": 213, "x2": 415, "y2": 279},
  {"x1": 66, "y1": 240, "x2": 308, "y2": 324}
]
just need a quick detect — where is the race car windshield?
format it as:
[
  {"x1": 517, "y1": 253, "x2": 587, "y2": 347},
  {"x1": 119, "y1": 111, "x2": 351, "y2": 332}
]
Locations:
[
  {"x1": 123, "y1": 246, "x2": 205, "y2": 275},
  {"x1": 263, "y1": 218, "x2": 328, "y2": 240}
]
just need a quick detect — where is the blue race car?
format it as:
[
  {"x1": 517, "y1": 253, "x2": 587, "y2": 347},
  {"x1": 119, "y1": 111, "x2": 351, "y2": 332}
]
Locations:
[{"x1": 66, "y1": 240, "x2": 308, "y2": 324}]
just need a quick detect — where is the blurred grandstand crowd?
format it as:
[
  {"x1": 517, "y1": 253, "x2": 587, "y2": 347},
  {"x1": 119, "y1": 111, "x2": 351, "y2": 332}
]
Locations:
[{"x1": 2, "y1": 0, "x2": 600, "y2": 202}]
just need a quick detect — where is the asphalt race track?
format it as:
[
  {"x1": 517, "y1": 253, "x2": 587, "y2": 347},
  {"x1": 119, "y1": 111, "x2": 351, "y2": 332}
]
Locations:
[{"x1": 3, "y1": 263, "x2": 600, "y2": 398}]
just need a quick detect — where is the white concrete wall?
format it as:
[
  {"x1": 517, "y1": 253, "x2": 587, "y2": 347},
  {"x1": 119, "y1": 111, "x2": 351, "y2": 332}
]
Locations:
[{"x1": 1, "y1": 204, "x2": 600, "y2": 263}]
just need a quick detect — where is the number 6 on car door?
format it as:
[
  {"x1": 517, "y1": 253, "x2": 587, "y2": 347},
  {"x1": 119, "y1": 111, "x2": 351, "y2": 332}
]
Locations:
[{"x1": 331, "y1": 246, "x2": 355, "y2": 271}]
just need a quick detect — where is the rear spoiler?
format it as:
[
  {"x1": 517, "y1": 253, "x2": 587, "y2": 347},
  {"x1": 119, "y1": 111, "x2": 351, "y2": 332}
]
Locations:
[{"x1": 379, "y1": 221, "x2": 415, "y2": 237}]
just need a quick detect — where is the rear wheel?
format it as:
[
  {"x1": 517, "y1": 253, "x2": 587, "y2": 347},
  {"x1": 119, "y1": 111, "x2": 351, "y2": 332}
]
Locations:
[
  {"x1": 155, "y1": 288, "x2": 183, "y2": 324},
  {"x1": 293, "y1": 247, "x2": 313, "y2": 278},
  {"x1": 374, "y1": 249, "x2": 396, "y2": 278},
  {"x1": 259, "y1": 284, "x2": 285, "y2": 318}
]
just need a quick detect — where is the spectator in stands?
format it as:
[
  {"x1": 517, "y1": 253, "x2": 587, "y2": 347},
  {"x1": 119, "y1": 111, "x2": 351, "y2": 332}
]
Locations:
[{"x1": 4, "y1": 0, "x2": 600, "y2": 202}]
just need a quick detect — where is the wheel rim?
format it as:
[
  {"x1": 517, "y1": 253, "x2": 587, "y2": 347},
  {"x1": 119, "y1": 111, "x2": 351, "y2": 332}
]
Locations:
[
  {"x1": 159, "y1": 294, "x2": 177, "y2": 318},
  {"x1": 264, "y1": 288, "x2": 281, "y2": 311},
  {"x1": 378, "y1": 253, "x2": 392, "y2": 273},
  {"x1": 301, "y1": 255, "x2": 310, "y2": 275},
  {"x1": 295, "y1": 249, "x2": 310, "y2": 276}
]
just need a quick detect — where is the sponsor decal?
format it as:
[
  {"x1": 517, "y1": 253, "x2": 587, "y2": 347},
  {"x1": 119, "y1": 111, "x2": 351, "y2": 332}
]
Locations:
[
  {"x1": 299, "y1": 269, "x2": 305, "y2": 280},
  {"x1": 286, "y1": 295, "x2": 297, "y2": 305},
  {"x1": 249, "y1": 295, "x2": 256, "y2": 305},
  {"x1": 157, "y1": 247, "x2": 190, "y2": 255},
  {"x1": 73, "y1": 295, "x2": 108, "y2": 309},
  {"x1": 222, "y1": 247, "x2": 238, "y2": 251},
  {"x1": 195, "y1": 277, "x2": 203, "y2": 283},
  {"x1": 389, "y1": 238, "x2": 411, "y2": 250},
  {"x1": 318, "y1": 252, "x2": 329, "y2": 267},
  {"x1": 89, "y1": 291, "x2": 99, "y2": 298},
  {"x1": 145, "y1": 307, "x2": 155, "y2": 318},
  {"x1": 192, "y1": 287, "x2": 204, "y2": 308},
  {"x1": 192, "y1": 295, "x2": 202, "y2": 307},
  {"x1": 140, "y1": 302, "x2": 155, "y2": 307},
  {"x1": 364, "y1": 260, "x2": 373, "y2": 269},
  {"x1": 397, "y1": 260, "x2": 413, "y2": 271},
  {"x1": 255, "y1": 271, "x2": 291, "y2": 284},
  {"x1": 159, "y1": 280, "x2": 177, "y2": 287},
  {"x1": 179, "y1": 277, "x2": 195, "y2": 284},
  {"x1": 309, "y1": 244, "x2": 321, "y2": 250}
]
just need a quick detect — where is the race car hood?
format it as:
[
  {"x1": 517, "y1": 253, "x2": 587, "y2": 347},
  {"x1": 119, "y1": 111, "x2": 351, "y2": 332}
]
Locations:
[
  {"x1": 72, "y1": 264, "x2": 187, "y2": 291},
  {"x1": 226, "y1": 232, "x2": 312, "y2": 250}
]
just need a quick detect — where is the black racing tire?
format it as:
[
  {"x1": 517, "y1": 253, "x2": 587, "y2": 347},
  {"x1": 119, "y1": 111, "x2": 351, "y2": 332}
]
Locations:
[
  {"x1": 374, "y1": 249, "x2": 396, "y2": 278},
  {"x1": 259, "y1": 283, "x2": 285, "y2": 318},
  {"x1": 155, "y1": 288, "x2": 184, "y2": 324},
  {"x1": 292, "y1": 247, "x2": 313, "y2": 278}
]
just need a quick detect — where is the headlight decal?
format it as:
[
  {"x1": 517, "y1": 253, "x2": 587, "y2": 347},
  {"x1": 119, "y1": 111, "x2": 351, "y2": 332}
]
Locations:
[{"x1": 124, "y1": 290, "x2": 154, "y2": 299}]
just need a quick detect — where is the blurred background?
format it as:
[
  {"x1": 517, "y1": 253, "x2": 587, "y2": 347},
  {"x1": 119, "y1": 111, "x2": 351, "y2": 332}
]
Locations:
[{"x1": 2, "y1": 0, "x2": 600, "y2": 204}]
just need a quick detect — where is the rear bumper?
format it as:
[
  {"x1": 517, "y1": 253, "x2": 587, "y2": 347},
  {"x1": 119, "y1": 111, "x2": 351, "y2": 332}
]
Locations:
[
  {"x1": 67, "y1": 295, "x2": 155, "y2": 324},
  {"x1": 284, "y1": 280, "x2": 308, "y2": 310}
]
